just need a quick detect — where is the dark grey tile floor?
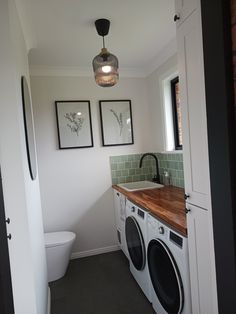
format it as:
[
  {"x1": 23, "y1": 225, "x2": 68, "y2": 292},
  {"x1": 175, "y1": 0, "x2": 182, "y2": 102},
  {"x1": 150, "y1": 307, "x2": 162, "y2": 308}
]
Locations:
[{"x1": 49, "y1": 250, "x2": 155, "y2": 314}]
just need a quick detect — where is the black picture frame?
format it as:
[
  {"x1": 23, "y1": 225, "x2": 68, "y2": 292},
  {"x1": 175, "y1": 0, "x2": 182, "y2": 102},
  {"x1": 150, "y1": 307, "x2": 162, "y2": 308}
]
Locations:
[
  {"x1": 99, "y1": 100, "x2": 134, "y2": 146},
  {"x1": 55, "y1": 100, "x2": 93, "y2": 149}
]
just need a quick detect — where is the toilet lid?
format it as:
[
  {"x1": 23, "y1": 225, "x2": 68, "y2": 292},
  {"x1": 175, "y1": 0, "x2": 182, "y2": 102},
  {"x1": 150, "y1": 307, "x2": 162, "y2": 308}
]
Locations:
[{"x1": 45, "y1": 231, "x2": 76, "y2": 248}]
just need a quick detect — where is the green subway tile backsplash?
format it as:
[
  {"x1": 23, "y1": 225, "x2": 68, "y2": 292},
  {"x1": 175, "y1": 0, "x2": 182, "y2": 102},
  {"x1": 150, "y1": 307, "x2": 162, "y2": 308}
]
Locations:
[{"x1": 110, "y1": 152, "x2": 185, "y2": 188}]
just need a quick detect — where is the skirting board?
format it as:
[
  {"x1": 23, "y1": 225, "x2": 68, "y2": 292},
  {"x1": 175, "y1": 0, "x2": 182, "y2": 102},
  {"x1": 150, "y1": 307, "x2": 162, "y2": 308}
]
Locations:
[
  {"x1": 47, "y1": 286, "x2": 51, "y2": 314},
  {"x1": 71, "y1": 244, "x2": 120, "y2": 259}
]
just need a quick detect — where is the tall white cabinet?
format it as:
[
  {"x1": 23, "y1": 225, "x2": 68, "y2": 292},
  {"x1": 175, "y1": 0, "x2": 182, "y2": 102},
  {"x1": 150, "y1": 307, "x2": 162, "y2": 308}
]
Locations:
[
  {"x1": 175, "y1": 0, "x2": 218, "y2": 313},
  {"x1": 186, "y1": 204, "x2": 218, "y2": 314},
  {"x1": 175, "y1": 0, "x2": 196, "y2": 24},
  {"x1": 176, "y1": 5, "x2": 210, "y2": 210}
]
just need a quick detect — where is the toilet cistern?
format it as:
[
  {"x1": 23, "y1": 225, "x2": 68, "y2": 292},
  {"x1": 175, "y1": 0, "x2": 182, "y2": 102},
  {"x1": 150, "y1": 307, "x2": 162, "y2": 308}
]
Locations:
[{"x1": 45, "y1": 231, "x2": 76, "y2": 282}]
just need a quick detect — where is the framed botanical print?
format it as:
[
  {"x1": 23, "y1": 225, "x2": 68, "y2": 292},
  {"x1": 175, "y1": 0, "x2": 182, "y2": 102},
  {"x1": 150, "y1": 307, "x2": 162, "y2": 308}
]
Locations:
[
  {"x1": 55, "y1": 100, "x2": 93, "y2": 149},
  {"x1": 99, "y1": 100, "x2": 134, "y2": 146}
]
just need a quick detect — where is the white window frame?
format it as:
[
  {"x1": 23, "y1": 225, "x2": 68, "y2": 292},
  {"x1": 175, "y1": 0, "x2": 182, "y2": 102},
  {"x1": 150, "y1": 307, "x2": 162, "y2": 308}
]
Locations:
[{"x1": 159, "y1": 67, "x2": 181, "y2": 152}]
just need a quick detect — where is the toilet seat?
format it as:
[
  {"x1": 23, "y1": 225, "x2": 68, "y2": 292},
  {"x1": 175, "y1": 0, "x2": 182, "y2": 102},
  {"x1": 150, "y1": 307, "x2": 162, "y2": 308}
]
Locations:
[{"x1": 45, "y1": 231, "x2": 76, "y2": 248}]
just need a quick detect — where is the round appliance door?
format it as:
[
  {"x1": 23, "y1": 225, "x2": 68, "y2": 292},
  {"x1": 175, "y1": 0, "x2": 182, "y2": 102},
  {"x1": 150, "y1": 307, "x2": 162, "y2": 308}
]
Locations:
[
  {"x1": 148, "y1": 239, "x2": 184, "y2": 314},
  {"x1": 125, "y1": 216, "x2": 146, "y2": 271}
]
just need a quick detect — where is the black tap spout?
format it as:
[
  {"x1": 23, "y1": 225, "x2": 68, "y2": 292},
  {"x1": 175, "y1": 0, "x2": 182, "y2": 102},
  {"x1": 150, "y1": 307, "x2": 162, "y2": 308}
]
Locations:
[{"x1": 139, "y1": 153, "x2": 160, "y2": 183}]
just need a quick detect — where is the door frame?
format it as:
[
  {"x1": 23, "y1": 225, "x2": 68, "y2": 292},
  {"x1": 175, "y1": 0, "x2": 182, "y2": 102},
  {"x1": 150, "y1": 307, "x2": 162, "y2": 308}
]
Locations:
[
  {"x1": 0, "y1": 170, "x2": 14, "y2": 314},
  {"x1": 201, "y1": 0, "x2": 236, "y2": 312}
]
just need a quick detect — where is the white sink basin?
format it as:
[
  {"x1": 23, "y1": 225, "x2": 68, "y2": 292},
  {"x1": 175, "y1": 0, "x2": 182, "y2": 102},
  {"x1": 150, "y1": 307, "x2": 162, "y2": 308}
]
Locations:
[{"x1": 117, "y1": 180, "x2": 163, "y2": 192}]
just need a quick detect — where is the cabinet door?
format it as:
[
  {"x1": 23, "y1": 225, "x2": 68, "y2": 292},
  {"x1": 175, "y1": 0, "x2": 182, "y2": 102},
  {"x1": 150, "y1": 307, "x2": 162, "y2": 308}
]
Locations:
[
  {"x1": 187, "y1": 204, "x2": 218, "y2": 314},
  {"x1": 113, "y1": 189, "x2": 122, "y2": 230},
  {"x1": 177, "y1": 9, "x2": 211, "y2": 209},
  {"x1": 175, "y1": 0, "x2": 197, "y2": 25},
  {"x1": 113, "y1": 189, "x2": 128, "y2": 256}
]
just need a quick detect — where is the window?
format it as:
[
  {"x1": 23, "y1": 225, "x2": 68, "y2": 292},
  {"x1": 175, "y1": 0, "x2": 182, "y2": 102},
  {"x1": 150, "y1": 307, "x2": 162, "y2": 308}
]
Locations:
[
  {"x1": 162, "y1": 71, "x2": 182, "y2": 152},
  {"x1": 170, "y1": 77, "x2": 182, "y2": 150}
]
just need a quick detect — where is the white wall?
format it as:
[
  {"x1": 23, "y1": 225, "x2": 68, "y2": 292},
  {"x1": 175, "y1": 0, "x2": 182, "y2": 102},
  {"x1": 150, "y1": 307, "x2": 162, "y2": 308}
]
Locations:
[
  {"x1": 0, "y1": 0, "x2": 47, "y2": 313},
  {"x1": 146, "y1": 54, "x2": 178, "y2": 152},
  {"x1": 31, "y1": 75, "x2": 153, "y2": 254}
]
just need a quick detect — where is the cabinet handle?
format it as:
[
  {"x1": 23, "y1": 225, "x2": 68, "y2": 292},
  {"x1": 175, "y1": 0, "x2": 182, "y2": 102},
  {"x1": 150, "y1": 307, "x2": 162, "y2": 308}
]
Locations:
[
  {"x1": 7, "y1": 234, "x2": 12, "y2": 240},
  {"x1": 5, "y1": 217, "x2": 10, "y2": 224},
  {"x1": 184, "y1": 193, "x2": 190, "y2": 200},
  {"x1": 174, "y1": 14, "x2": 180, "y2": 22},
  {"x1": 185, "y1": 208, "x2": 191, "y2": 214}
]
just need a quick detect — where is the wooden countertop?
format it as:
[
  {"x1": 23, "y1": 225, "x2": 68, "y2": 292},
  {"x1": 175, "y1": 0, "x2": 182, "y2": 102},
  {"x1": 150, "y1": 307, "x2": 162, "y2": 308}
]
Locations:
[{"x1": 113, "y1": 185, "x2": 187, "y2": 236}]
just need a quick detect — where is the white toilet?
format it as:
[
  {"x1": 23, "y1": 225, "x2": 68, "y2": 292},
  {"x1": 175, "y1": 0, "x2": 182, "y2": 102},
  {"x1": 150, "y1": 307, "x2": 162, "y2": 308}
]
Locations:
[{"x1": 45, "y1": 231, "x2": 76, "y2": 282}]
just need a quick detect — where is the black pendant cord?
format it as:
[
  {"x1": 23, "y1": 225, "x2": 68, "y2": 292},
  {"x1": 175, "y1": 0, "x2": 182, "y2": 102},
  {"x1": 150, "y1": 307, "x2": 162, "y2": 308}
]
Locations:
[{"x1": 102, "y1": 36, "x2": 105, "y2": 49}]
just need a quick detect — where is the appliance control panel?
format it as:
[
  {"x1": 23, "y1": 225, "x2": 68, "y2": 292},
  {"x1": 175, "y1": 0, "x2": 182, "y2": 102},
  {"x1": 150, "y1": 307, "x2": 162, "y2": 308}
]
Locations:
[
  {"x1": 138, "y1": 208, "x2": 145, "y2": 219},
  {"x1": 169, "y1": 231, "x2": 183, "y2": 248}
]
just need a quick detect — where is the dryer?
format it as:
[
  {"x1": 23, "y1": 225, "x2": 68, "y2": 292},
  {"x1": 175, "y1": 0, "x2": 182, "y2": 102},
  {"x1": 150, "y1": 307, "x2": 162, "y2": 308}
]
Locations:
[
  {"x1": 147, "y1": 214, "x2": 192, "y2": 314},
  {"x1": 125, "y1": 200, "x2": 151, "y2": 302}
]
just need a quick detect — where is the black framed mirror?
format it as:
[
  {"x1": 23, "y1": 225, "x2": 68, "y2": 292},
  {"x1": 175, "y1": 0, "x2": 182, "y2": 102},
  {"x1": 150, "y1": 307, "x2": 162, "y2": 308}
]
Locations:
[{"x1": 21, "y1": 76, "x2": 37, "y2": 180}]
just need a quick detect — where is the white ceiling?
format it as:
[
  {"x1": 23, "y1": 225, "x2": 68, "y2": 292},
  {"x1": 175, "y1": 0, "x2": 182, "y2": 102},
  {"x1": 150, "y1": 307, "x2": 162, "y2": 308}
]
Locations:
[{"x1": 25, "y1": 0, "x2": 176, "y2": 74}]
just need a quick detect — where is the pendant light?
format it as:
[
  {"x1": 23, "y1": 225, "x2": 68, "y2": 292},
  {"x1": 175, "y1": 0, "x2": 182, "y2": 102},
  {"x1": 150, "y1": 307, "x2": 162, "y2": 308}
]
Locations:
[{"x1": 92, "y1": 19, "x2": 119, "y2": 87}]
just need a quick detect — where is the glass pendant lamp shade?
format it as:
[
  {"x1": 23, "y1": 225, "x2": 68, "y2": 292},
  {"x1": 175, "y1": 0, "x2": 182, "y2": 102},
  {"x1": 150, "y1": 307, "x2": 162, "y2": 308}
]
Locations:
[
  {"x1": 93, "y1": 19, "x2": 119, "y2": 87},
  {"x1": 93, "y1": 48, "x2": 119, "y2": 87}
]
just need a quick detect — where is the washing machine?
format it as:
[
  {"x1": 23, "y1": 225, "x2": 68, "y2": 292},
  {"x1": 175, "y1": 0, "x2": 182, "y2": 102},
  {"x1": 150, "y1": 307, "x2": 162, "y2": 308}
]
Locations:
[
  {"x1": 125, "y1": 199, "x2": 151, "y2": 302},
  {"x1": 147, "y1": 213, "x2": 192, "y2": 314}
]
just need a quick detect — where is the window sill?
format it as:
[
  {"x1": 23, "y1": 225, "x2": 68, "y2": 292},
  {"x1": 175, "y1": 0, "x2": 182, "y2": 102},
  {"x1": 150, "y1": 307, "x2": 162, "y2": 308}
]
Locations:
[{"x1": 160, "y1": 150, "x2": 183, "y2": 154}]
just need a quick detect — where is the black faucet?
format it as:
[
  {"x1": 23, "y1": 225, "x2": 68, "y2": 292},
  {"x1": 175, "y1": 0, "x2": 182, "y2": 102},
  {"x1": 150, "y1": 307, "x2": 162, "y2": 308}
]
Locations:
[{"x1": 139, "y1": 153, "x2": 160, "y2": 183}]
